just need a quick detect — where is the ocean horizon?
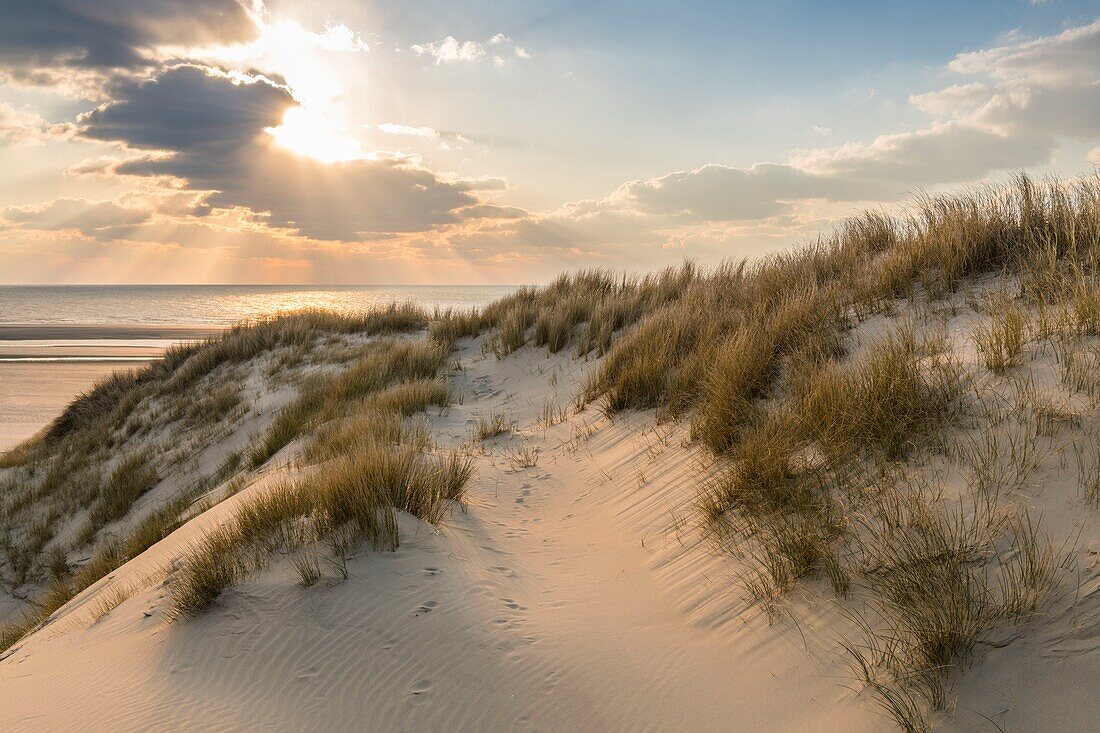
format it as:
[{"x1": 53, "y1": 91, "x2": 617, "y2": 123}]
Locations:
[{"x1": 0, "y1": 284, "x2": 516, "y2": 328}]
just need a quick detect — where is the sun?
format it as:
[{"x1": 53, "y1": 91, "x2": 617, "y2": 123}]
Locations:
[
  {"x1": 193, "y1": 16, "x2": 370, "y2": 164},
  {"x1": 265, "y1": 106, "x2": 364, "y2": 163}
]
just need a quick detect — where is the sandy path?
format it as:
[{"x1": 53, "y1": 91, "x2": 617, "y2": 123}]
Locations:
[{"x1": 0, "y1": 347, "x2": 882, "y2": 731}]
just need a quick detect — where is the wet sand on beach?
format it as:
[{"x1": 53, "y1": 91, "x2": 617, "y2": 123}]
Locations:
[{"x1": 0, "y1": 324, "x2": 221, "y2": 452}]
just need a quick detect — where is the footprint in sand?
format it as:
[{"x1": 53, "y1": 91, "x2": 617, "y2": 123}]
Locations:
[
  {"x1": 410, "y1": 679, "x2": 433, "y2": 696},
  {"x1": 413, "y1": 600, "x2": 439, "y2": 617}
]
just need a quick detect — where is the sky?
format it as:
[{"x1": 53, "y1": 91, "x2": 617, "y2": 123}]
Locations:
[{"x1": 0, "y1": 1, "x2": 1098, "y2": 284}]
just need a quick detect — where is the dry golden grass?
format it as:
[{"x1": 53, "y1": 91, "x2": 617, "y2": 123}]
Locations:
[
  {"x1": 169, "y1": 440, "x2": 472, "y2": 619},
  {"x1": 473, "y1": 410, "x2": 513, "y2": 441},
  {"x1": 795, "y1": 326, "x2": 963, "y2": 462},
  {"x1": 249, "y1": 339, "x2": 448, "y2": 467},
  {"x1": 975, "y1": 300, "x2": 1029, "y2": 376}
]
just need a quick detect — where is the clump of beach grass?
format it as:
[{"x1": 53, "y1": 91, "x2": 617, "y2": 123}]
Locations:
[
  {"x1": 473, "y1": 410, "x2": 513, "y2": 441},
  {"x1": 168, "y1": 442, "x2": 473, "y2": 619},
  {"x1": 795, "y1": 325, "x2": 963, "y2": 462},
  {"x1": 249, "y1": 339, "x2": 449, "y2": 467},
  {"x1": 973, "y1": 294, "x2": 1029, "y2": 373}
]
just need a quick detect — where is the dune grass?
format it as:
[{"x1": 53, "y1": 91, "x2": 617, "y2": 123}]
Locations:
[
  {"x1": 0, "y1": 488, "x2": 204, "y2": 653},
  {"x1": 79, "y1": 453, "x2": 159, "y2": 543},
  {"x1": 0, "y1": 306, "x2": 431, "y2": 643},
  {"x1": 973, "y1": 295, "x2": 1029, "y2": 374},
  {"x1": 25, "y1": 306, "x2": 427, "y2": 456},
  {"x1": 169, "y1": 328, "x2": 466, "y2": 619},
  {"x1": 503, "y1": 176, "x2": 1091, "y2": 730},
  {"x1": 473, "y1": 410, "x2": 513, "y2": 441},
  {"x1": 248, "y1": 339, "x2": 447, "y2": 467},
  {"x1": 169, "y1": 433, "x2": 473, "y2": 619},
  {"x1": 795, "y1": 326, "x2": 963, "y2": 462}
]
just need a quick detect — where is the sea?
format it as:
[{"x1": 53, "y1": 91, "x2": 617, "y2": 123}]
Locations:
[
  {"x1": 0, "y1": 284, "x2": 514, "y2": 327},
  {"x1": 0, "y1": 284, "x2": 516, "y2": 362}
]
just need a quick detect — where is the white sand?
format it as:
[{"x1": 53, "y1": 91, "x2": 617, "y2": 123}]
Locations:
[{"x1": 2, "y1": 293, "x2": 1099, "y2": 731}]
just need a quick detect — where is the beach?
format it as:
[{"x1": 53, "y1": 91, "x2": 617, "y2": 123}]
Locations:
[{"x1": 0, "y1": 324, "x2": 221, "y2": 451}]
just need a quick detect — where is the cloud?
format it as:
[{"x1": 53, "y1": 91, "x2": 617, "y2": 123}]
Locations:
[
  {"x1": 0, "y1": 0, "x2": 255, "y2": 93},
  {"x1": 948, "y1": 20, "x2": 1100, "y2": 85},
  {"x1": 65, "y1": 155, "x2": 138, "y2": 176},
  {"x1": 3, "y1": 198, "x2": 150, "y2": 238},
  {"x1": 377, "y1": 123, "x2": 441, "y2": 138},
  {"x1": 790, "y1": 122, "x2": 1054, "y2": 191},
  {"x1": 411, "y1": 34, "x2": 530, "y2": 65},
  {"x1": 914, "y1": 21, "x2": 1100, "y2": 140},
  {"x1": 78, "y1": 65, "x2": 490, "y2": 241},
  {"x1": 412, "y1": 37, "x2": 487, "y2": 64},
  {"x1": 606, "y1": 164, "x2": 824, "y2": 222},
  {"x1": 566, "y1": 122, "x2": 1051, "y2": 229},
  {"x1": 456, "y1": 204, "x2": 527, "y2": 220},
  {"x1": 81, "y1": 65, "x2": 293, "y2": 154},
  {"x1": 0, "y1": 103, "x2": 72, "y2": 146}
]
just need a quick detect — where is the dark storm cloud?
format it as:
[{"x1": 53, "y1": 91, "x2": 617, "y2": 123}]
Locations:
[
  {"x1": 82, "y1": 65, "x2": 294, "y2": 156},
  {"x1": 0, "y1": 0, "x2": 255, "y2": 74},
  {"x1": 80, "y1": 65, "x2": 483, "y2": 241}
]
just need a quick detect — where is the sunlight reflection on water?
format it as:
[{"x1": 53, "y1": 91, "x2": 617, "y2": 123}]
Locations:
[{"x1": 0, "y1": 285, "x2": 515, "y2": 326}]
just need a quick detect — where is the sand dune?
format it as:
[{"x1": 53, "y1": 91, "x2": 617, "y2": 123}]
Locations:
[
  {"x1": 5, "y1": 182, "x2": 1100, "y2": 732},
  {"x1": 3, "y1": 307, "x2": 1098, "y2": 731},
  {"x1": 0, "y1": 343, "x2": 883, "y2": 732}
]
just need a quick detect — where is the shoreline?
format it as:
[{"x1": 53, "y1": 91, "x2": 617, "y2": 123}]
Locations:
[
  {"x1": 0, "y1": 323, "x2": 224, "y2": 341},
  {"x1": 0, "y1": 323, "x2": 220, "y2": 452},
  {"x1": 0, "y1": 362, "x2": 142, "y2": 452}
]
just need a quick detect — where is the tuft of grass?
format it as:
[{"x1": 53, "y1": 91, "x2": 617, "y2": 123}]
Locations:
[
  {"x1": 429, "y1": 307, "x2": 483, "y2": 347},
  {"x1": 79, "y1": 453, "x2": 159, "y2": 544},
  {"x1": 250, "y1": 340, "x2": 448, "y2": 467},
  {"x1": 490, "y1": 302, "x2": 537, "y2": 358},
  {"x1": 169, "y1": 420, "x2": 473, "y2": 619},
  {"x1": 973, "y1": 296, "x2": 1028, "y2": 373},
  {"x1": 839, "y1": 483, "x2": 1068, "y2": 732},
  {"x1": 86, "y1": 583, "x2": 135, "y2": 625},
  {"x1": 306, "y1": 411, "x2": 431, "y2": 464},
  {"x1": 537, "y1": 398, "x2": 568, "y2": 429},
  {"x1": 1069, "y1": 280, "x2": 1100, "y2": 335},
  {"x1": 796, "y1": 327, "x2": 963, "y2": 462},
  {"x1": 697, "y1": 410, "x2": 808, "y2": 522},
  {"x1": 183, "y1": 383, "x2": 243, "y2": 428},
  {"x1": 473, "y1": 410, "x2": 513, "y2": 441},
  {"x1": 292, "y1": 552, "x2": 322, "y2": 588},
  {"x1": 505, "y1": 442, "x2": 540, "y2": 470},
  {"x1": 1074, "y1": 434, "x2": 1100, "y2": 506},
  {"x1": 368, "y1": 379, "x2": 450, "y2": 417}
]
